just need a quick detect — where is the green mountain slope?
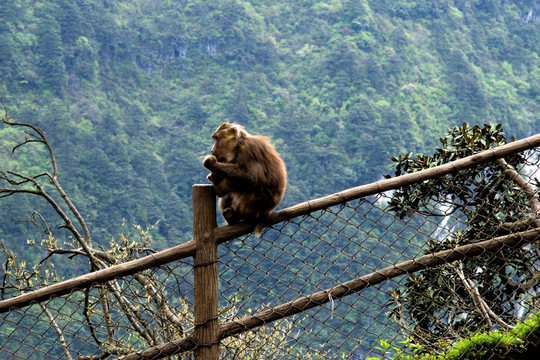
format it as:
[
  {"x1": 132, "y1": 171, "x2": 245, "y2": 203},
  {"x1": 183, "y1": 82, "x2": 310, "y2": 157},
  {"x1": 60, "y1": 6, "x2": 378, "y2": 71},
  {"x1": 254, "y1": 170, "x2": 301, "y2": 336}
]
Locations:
[{"x1": 0, "y1": 0, "x2": 539, "y2": 248}]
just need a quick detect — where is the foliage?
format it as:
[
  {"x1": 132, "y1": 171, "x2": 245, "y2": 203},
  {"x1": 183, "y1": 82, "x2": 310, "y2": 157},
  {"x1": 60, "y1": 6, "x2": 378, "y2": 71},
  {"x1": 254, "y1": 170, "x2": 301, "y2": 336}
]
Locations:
[
  {"x1": 1, "y1": 0, "x2": 540, "y2": 357},
  {"x1": 1, "y1": 0, "x2": 540, "y2": 252},
  {"x1": 220, "y1": 306, "x2": 335, "y2": 360},
  {"x1": 0, "y1": 113, "x2": 328, "y2": 359},
  {"x1": 368, "y1": 311, "x2": 540, "y2": 360},
  {"x1": 385, "y1": 123, "x2": 540, "y2": 353}
]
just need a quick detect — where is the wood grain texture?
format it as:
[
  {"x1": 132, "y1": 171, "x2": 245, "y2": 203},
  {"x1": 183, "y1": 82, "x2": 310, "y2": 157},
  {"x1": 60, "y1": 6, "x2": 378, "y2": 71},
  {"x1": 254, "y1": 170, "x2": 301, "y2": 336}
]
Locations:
[{"x1": 192, "y1": 184, "x2": 219, "y2": 359}]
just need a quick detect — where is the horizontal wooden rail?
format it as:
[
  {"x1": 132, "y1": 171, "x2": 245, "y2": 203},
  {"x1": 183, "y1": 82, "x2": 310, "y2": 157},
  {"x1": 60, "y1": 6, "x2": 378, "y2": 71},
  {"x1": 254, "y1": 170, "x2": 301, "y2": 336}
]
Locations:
[
  {"x1": 218, "y1": 227, "x2": 540, "y2": 337},
  {"x1": 1, "y1": 133, "x2": 539, "y2": 312},
  {"x1": 117, "y1": 227, "x2": 540, "y2": 360},
  {"x1": 216, "y1": 133, "x2": 540, "y2": 243},
  {"x1": 0, "y1": 240, "x2": 197, "y2": 313}
]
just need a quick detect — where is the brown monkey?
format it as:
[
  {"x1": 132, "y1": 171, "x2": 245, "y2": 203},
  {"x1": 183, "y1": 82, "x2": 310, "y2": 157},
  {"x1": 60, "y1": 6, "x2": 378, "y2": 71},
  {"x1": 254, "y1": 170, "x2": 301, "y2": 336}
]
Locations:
[{"x1": 203, "y1": 122, "x2": 287, "y2": 236}]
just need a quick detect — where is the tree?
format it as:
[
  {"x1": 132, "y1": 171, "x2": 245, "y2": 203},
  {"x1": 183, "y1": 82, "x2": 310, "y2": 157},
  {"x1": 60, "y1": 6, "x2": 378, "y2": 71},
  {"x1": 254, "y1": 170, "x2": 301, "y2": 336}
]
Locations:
[
  {"x1": 0, "y1": 108, "x2": 331, "y2": 359},
  {"x1": 386, "y1": 123, "x2": 540, "y2": 354},
  {"x1": 35, "y1": 10, "x2": 67, "y2": 95},
  {"x1": 0, "y1": 106, "x2": 186, "y2": 358}
]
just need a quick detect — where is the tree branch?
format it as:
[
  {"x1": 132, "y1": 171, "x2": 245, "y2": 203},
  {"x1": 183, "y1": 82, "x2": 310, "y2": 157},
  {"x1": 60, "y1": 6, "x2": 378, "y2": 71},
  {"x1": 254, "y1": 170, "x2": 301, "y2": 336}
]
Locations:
[
  {"x1": 496, "y1": 157, "x2": 540, "y2": 220},
  {"x1": 132, "y1": 273, "x2": 184, "y2": 336},
  {"x1": 106, "y1": 280, "x2": 155, "y2": 345},
  {"x1": 1, "y1": 115, "x2": 59, "y2": 177},
  {"x1": 40, "y1": 303, "x2": 74, "y2": 360},
  {"x1": 452, "y1": 261, "x2": 511, "y2": 331},
  {"x1": 50, "y1": 175, "x2": 94, "y2": 247},
  {"x1": 505, "y1": 271, "x2": 540, "y2": 293},
  {"x1": 1, "y1": 166, "x2": 100, "y2": 269}
]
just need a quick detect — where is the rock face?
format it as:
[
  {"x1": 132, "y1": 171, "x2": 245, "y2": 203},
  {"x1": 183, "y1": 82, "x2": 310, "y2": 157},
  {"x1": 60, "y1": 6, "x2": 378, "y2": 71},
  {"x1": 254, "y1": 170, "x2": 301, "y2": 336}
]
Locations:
[
  {"x1": 524, "y1": 7, "x2": 540, "y2": 23},
  {"x1": 137, "y1": 40, "x2": 221, "y2": 75}
]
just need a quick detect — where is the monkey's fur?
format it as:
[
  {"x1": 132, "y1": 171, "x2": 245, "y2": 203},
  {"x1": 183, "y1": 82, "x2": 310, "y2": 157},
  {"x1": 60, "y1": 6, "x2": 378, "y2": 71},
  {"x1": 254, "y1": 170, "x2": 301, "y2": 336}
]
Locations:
[{"x1": 203, "y1": 123, "x2": 287, "y2": 236}]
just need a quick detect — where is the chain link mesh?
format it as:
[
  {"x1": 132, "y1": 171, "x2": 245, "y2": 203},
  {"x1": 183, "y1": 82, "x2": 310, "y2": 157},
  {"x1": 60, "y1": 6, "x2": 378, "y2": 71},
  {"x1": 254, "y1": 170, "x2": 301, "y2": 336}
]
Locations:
[
  {"x1": 1, "y1": 148, "x2": 540, "y2": 359},
  {"x1": 218, "y1": 196, "x2": 435, "y2": 359},
  {"x1": 1, "y1": 259, "x2": 196, "y2": 359}
]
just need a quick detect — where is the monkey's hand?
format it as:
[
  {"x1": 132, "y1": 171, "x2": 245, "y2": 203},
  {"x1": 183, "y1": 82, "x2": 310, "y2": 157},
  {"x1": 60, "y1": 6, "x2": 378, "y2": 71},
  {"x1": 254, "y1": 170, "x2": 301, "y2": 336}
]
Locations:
[
  {"x1": 203, "y1": 155, "x2": 218, "y2": 170},
  {"x1": 207, "y1": 172, "x2": 224, "y2": 184}
]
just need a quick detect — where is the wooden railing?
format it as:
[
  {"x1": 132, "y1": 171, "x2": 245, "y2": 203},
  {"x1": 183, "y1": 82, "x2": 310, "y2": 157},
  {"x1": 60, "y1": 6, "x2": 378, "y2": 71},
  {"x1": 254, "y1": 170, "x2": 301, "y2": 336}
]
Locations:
[{"x1": 2, "y1": 133, "x2": 540, "y2": 359}]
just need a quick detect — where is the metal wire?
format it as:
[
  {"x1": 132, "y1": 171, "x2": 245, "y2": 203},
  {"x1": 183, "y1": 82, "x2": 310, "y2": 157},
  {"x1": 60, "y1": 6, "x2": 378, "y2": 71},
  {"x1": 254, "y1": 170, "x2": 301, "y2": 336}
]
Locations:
[{"x1": 1, "y1": 149, "x2": 540, "y2": 360}]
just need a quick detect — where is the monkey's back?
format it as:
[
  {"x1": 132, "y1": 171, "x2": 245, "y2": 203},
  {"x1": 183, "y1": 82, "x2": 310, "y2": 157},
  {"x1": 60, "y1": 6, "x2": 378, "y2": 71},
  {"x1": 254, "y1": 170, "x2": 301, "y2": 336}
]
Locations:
[{"x1": 232, "y1": 135, "x2": 287, "y2": 216}]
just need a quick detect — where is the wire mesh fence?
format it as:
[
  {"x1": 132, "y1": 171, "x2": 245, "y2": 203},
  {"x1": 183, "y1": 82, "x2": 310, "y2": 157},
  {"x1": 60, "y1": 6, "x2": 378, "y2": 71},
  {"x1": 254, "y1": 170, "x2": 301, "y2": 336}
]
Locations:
[
  {"x1": 0, "y1": 260, "x2": 196, "y2": 359},
  {"x1": 1, "y1": 140, "x2": 540, "y2": 360}
]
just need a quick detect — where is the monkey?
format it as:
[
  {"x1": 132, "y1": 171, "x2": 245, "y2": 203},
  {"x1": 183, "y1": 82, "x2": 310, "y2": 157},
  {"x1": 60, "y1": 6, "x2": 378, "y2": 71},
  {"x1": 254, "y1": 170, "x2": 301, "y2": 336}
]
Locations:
[{"x1": 203, "y1": 122, "x2": 287, "y2": 236}]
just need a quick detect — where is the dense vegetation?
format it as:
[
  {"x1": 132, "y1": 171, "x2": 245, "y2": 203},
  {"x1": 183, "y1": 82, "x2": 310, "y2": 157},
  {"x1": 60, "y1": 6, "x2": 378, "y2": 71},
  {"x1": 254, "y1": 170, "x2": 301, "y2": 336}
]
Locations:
[
  {"x1": 369, "y1": 311, "x2": 540, "y2": 360},
  {"x1": 1, "y1": 0, "x2": 539, "y2": 250},
  {"x1": 384, "y1": 123, "x2": 540, "y2": 356},
  {"x1": 1, "y1": 1, "x2": 540, "y2": 357}
]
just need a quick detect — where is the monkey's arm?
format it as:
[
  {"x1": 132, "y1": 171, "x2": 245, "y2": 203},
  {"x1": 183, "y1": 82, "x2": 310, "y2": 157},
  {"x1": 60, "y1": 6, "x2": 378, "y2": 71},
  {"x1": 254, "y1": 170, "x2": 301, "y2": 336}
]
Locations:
[
  {"x1": 207, "y1": 174, "x2": 240, "y2": 197},
  {"x1": 207, "y1": 172, "x2": 223, "y2": 185},
  {"x1": 203, "y1": 155, "x2": 256, "y2": 188}
]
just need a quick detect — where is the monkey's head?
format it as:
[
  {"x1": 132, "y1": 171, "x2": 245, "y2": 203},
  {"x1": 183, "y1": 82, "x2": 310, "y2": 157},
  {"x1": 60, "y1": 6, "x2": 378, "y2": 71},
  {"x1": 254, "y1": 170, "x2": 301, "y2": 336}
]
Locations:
[{"x1": 210, "y1": 122, "x2": 247, "y2": 162}]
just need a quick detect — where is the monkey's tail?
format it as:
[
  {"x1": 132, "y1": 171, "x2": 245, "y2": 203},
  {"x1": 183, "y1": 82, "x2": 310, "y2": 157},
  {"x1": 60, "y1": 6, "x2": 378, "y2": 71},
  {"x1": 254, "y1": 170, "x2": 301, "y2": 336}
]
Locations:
[
  {"x1": 253, "y1": 212, "x2": 271, "y2": 237},
  {"x1": 253, "y1": 223, "x2": 263, "y2": 237}
]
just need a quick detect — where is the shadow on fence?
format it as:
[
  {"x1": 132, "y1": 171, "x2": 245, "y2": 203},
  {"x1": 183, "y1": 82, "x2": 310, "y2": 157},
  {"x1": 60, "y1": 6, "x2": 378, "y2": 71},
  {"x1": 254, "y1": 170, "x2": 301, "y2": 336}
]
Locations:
[{"x1": 1, "y1": 134, "x2": 540, "y2": 359}]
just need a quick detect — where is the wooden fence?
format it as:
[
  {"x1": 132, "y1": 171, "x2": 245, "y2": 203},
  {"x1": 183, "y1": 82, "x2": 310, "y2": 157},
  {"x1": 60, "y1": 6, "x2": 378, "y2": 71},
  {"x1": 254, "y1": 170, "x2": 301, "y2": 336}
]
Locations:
[{"x1": 1, "y1": 133, "x2": 540, "y2": 359}]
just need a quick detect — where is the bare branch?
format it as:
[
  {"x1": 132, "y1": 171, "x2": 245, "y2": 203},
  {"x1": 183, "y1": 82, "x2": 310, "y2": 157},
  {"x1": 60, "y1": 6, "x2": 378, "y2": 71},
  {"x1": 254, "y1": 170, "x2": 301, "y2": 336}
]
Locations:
[
  {"x1": 496, "y1": 158, "x2": 540, "y2": 218},
  {"x1": 106, "y1": 280, "x2": 155, "y2": 345},
  {"x1": 20, "y1": 173, "x2": 100, "y2": 269},
  {"x1": 49, "y1": 176, "x2": 94, "y2": 247},
  {"x1": 0, "y1": 117, "x2": 94, "y2": 249},
  {"x1": 2, "y1": 169, "x2": 48, "y2": 185},
  {"x1": 453, "y1": 262, "x2": 513, "y2": 330},
  {"x1": 11, "y1": 210, "x2": 52, "y2": 235},
  {"x1": 505, "y1": 271, "x2": 540, "y2": 292},
  {"x1": 501, "y1": 217, "x2": 538, "y2": 231},
  {"x1": 1, "y1": 113, "x2": 59, "y2": 177},
  {"x1": 0, "y1": 187, "x2": 41, "y2": 198},
  {"x1": 133, "y1": 273, "x2": 184, "y2": 336},
  {"x1": 40, "y1": 303, "x2": 74, "y2": 360},
  {"x1": 12, "y1": 138, "x2": 45, "y2": 153},
  {"x1": 1, "y1": 164, "x2": 101, "y2": 270},
  {"x1": 453, "y1": 262, "x2": 493, "y2": 328},
  {"x1": 0, "y1": 111, "x2": 95, "y2": 256},
  {"x1": 98, "y1": 286, "x2": 116, "y2": 345}
]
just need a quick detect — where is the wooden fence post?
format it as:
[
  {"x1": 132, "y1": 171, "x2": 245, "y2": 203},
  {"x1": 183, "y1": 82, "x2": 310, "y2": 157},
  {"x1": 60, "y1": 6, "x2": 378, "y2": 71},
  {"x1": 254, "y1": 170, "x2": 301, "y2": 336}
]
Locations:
[{"x1": 192, "y1": 184, "x2": 219, "y2": 359}]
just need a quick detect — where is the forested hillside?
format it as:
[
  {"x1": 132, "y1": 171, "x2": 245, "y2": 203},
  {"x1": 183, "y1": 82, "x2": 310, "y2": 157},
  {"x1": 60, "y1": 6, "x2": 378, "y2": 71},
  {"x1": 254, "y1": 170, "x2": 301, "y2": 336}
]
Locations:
[{"x1": 1, "y1": 0, "x2": 539, "y2": 251}]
